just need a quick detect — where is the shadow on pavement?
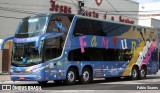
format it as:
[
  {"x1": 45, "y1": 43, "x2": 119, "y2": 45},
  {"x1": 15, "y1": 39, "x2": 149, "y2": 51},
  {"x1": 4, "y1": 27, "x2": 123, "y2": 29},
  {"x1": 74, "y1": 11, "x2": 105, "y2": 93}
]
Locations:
[{"x1": 15, "y1": 75, "x2": 160, "y2": 89}]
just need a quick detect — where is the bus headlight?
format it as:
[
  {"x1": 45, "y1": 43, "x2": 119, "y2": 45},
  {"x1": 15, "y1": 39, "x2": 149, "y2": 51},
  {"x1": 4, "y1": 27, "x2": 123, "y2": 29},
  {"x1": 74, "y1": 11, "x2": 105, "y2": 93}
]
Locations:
[
  {"x1": 31, "y1": 66, "x2": 48, "y2": 73},
  {"x1": 35, "y1": 76, "x2": 41, "y2": 79}
]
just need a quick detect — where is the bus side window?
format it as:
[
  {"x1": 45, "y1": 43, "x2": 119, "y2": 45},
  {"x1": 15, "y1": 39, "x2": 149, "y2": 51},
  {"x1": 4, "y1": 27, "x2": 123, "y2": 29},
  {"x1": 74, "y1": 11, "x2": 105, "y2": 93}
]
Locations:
[
  {"x1": 73, "y1": 19, "x2": 105, "y2": 37},
  {"x1": 68, "y1": 48, "x2": 104, "y2": 61},
  {"x1": 68, "y1": 49, "x2": 82, "y2": 61},
  {"x1": 43, "y1": 37, "x2": 62, "y2": 61},
  {"x1": 68, "y1": 48, "x2": 132, "y2": 62},
  {"x1": 124, "y1": 54, "x2": 132, "y2": 61}
]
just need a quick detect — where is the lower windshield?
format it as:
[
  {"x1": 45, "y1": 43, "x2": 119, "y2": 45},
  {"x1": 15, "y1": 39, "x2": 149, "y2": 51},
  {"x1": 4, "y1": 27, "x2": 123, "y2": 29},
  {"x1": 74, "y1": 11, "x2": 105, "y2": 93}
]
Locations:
[{"x1": 12, "y1": 42, "x2": 42, "y2": 66}]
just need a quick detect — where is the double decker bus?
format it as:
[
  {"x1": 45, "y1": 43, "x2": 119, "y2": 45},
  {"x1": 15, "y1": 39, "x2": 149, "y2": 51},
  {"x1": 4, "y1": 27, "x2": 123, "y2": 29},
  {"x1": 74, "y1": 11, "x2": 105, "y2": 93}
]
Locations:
[{"x1": 0, "y1": 13, "x2": 159, "y2": 85}]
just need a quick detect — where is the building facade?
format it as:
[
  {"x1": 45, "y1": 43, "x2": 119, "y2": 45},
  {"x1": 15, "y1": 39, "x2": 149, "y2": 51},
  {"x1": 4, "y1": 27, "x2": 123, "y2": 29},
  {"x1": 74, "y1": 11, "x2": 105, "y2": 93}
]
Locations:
[
  {"x1": 139, "y1": 2, "x2": 160, "y2": 27},
  {"x1": 0, "y1": 0, "x2": 139, "y2": 39},
  {"x1": 0, "y1": 0, "x2": 139, "y2": 73},
  {"x1": 138, "y1": 2, "x2": 160, "y2": 68}
]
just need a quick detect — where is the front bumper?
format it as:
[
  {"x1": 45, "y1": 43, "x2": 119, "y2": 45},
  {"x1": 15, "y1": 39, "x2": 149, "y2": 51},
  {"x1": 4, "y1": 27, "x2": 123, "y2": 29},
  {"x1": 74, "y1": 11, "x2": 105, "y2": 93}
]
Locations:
[{"x1": 11, "y1": 75, "x2": 42, "y2": 81}]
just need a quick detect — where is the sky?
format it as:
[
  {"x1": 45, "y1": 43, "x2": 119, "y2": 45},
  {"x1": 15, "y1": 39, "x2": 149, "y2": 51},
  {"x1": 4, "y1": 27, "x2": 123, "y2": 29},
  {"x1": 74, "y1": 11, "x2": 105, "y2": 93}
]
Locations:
[{"x1": 132, "y1": 0, "x2": 160, "y2": 3}]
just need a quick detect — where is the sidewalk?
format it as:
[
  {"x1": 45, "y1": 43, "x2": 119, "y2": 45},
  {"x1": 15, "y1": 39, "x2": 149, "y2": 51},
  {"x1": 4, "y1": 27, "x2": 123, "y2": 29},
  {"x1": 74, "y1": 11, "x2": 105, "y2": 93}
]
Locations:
[
  {"x1": 0, "y1": 74, "x2": 11, "y2": 82},
  {"x1": 0, "y1": 70, "x2": 159, "y2": 82}
]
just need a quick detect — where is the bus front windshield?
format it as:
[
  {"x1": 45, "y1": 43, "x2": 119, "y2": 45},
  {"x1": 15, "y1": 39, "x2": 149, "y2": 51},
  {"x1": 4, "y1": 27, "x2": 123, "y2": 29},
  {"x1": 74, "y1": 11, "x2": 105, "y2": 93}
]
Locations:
[
  {"x1": 12, "y1": 42, "x2": 42, "y2": 66},
  {"x1": 15, "y1": 16, "x2": 49, "y2": 38}
]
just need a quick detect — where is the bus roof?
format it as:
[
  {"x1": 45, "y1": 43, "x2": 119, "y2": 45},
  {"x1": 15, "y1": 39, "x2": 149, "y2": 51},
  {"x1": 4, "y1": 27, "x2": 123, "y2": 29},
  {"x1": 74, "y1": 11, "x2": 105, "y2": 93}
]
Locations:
[
  {"x1": 24, "y1": 13, "x2": 74, "y2": 19},
  {"x1": 74, "y1": 14, "x2": 156, "y2": 30}
]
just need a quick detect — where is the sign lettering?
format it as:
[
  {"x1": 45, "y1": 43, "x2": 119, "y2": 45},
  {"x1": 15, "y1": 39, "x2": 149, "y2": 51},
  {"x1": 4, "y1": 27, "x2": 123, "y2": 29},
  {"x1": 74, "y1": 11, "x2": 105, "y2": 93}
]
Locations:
[{"x1": 50, "y1": 0, "x2": 71, "y2": 14}]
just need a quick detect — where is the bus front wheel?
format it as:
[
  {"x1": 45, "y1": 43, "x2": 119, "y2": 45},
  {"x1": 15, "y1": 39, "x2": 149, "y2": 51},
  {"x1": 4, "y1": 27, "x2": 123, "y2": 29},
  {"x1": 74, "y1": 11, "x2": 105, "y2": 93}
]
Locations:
[
  {"x1": 65, "y1": 68, "x2": 77, "y2": 85},
  {"x1": 80, "y1": 67, "x2": 92, "y2": 84}
]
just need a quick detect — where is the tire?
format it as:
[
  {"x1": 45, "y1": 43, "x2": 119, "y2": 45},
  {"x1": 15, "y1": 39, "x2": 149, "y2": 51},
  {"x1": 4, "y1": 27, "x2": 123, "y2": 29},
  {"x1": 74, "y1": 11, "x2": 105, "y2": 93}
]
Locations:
[
  {"x1": 105, "y1": 77, "x2": 121, "y2": 81},
  {"x1": 139, "y1": 66, "x2": 147, "y2": 79},
  {"x1": 54, "y1": 80, "x2": 63, "y2": 84},
  {"x1": 38, "y1": 81, "x2": 48, "y2": 85},
  {"x1": 130, "y1": 66, "x2": 138, "y2": 80},
  {"x1": 65, "y1": 68, "x2": 77, "y2": 85},
  {"x1": 80, "y1": 67, "x2": 92, "y2": 84}
]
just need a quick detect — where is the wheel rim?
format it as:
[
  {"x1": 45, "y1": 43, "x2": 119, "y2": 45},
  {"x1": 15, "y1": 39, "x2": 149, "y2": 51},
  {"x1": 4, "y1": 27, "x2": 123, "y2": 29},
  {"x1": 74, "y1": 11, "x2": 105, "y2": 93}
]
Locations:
[
  {"x1": 141, "y1": 69, "x2": 145, "y2": 78},
  {"x1": 132, "y1": 69, "x2": 137, "y2": 79},
  {"x1": 83, "y1": 71, "x2": 89, "y2": 81},
  {"x1": 67, "y1": 71, "x2": 75, "y2": 82}
]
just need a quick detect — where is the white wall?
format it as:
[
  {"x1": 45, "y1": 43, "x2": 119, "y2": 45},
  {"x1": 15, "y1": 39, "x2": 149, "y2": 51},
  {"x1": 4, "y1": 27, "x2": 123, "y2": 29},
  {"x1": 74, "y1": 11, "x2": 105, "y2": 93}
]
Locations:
[
  {"x1": 84, "y1": 0, "x2": 139, "y2": 21},
  {"x1": 0, "y1": 0, "x2": 139, "y2": 39},
  {"x1": 139, "y1": 2, "x2": 160, "y2": 27},
  {"x1": 0, "y1": 0, "x2": 53, "y2": 39},
  {"x1": 0, "y1": 39, "x2": 2, "y2": 73}
]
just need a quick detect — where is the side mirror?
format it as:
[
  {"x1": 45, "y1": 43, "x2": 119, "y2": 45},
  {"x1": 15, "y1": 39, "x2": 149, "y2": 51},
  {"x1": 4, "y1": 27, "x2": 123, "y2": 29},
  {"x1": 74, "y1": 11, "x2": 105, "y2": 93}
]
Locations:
[{"x1": 35, "y1": 32, "x2": 64, "y2": 48}]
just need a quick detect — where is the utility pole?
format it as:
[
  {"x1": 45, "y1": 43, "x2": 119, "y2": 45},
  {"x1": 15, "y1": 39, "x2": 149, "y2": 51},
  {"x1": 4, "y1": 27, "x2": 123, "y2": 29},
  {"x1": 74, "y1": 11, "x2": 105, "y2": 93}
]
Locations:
[{"x1": 77, "y1": 0, "x2": 84, "y2": 15}]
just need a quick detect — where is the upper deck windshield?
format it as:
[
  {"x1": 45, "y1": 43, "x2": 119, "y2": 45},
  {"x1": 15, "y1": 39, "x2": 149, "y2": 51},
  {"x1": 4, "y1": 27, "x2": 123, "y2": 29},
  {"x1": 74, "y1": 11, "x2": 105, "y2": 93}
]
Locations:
[{"x1": 15, "y1": 16, "x2": 49, "y2": 38}]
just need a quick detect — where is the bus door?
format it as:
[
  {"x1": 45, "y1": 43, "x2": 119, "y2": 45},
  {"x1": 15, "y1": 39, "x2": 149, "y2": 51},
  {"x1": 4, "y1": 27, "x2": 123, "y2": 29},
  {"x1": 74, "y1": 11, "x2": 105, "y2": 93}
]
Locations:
[
  {"x1": 85, "y1": 49, "x2": 103, "y2": 78},
  {"x1": 43, "y1": 37, "x2": 64, "y2": 80},
  {"x1": 149, "y1": 32, "x2": 159, "y2": 74},
  {"x1": 150, "y1": 50, "x2": 158, "y2": 73}
]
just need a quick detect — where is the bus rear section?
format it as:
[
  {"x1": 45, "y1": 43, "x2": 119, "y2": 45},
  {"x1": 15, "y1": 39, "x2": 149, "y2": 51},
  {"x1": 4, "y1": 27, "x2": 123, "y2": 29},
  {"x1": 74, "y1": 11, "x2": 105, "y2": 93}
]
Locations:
[{"x1": 66, "y1": 16, "x2": 159, "y2": 83}]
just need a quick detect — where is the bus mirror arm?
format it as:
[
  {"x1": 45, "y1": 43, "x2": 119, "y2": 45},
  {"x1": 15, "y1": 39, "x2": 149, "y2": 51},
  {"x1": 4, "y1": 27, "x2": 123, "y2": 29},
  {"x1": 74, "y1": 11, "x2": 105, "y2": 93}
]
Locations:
[
  {"x1": 0, "y1": 36, "x2": 14, "y2": 50},
  {"x1": 35, "y1": 32, "x2": 64, "y2": 48}
]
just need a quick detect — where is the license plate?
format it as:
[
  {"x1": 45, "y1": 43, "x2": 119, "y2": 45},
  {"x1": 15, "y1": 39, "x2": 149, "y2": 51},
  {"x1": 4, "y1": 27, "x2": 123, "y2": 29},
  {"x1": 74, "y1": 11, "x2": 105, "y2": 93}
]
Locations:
[{"x1": 19, "y1": 77, "x2": 25, "y2": 80}]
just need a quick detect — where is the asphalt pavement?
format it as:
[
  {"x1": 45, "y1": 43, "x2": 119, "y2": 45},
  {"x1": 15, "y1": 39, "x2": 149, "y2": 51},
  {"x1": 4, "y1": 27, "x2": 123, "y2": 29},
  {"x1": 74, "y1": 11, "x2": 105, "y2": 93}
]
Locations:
[
  {"x1": 0, "y1": 74, "x2": 10, "y2": 82},
  {"x1": 0, "y1": 71, "x2": 160, "y2": 93}
]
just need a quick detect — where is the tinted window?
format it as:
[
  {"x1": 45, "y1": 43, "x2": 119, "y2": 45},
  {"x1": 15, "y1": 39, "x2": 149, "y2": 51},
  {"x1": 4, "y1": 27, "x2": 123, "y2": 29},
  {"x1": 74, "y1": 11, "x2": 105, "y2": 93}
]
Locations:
[
  {"x1": 73, "y1": 19, "x2": 105, "y2": 36},
  {"x1": 46, "y1": 15, "x2": 73, "y2": 48},
  {"x1": 68, "y1": 48, "x2": 132, "y2": 61},
  {"x1": 43, "y1": 37, "x2": 62, "y2": 61},
  {"x1": 102, "y1": 22, "x2": 130, "y2": 37},
  {"x1": 12, "y1": 42, "x2": 42, "y2": 66},
  {"x1": 73, "y1": 18, "x2": 132, "y2": 37},
  {"x1": 47, "y1": 15, "x2": 72, "y2": 33}
]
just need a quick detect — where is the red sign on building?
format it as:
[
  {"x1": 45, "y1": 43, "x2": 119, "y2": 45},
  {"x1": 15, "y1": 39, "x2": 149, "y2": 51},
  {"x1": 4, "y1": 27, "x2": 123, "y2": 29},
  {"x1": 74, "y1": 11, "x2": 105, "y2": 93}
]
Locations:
[
  {"x1": 83, "y1": 10, "x2": 99, "y2": 18},
  {"x1": 49, "y1": 0, "x2": 135, "y2": 24},
  {"x1": 119, "y1": 16, "x2": 134, "y2": 24},
  {"x1": 50, "y1": 0, "x2": 72, "y2": 14},
  {"x1": 95, "y1": 0, "x2": 103, "y2": 6}
]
